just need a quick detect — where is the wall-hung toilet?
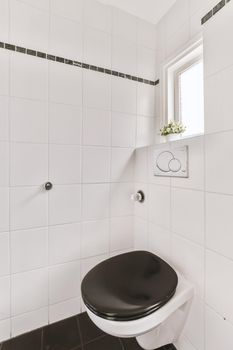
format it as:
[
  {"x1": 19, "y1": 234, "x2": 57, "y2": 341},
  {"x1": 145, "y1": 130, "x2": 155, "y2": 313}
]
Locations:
[{"x1": 81, "y1": 251, "x2": 194, "y2": 350}]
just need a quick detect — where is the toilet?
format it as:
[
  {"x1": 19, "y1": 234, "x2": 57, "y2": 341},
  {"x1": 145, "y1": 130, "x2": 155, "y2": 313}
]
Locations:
[{"x1": 81, "y1": 251, "x2": 194, "y2": 350}]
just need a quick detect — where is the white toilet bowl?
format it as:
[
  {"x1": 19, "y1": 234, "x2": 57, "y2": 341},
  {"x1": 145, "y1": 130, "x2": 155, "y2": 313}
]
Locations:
[
  {"x1": 83, "y1": 252, "x2": 194, "y2": 350},
  {"x1": 86, "y1": 272, "x2": 193, "y2": 349}
]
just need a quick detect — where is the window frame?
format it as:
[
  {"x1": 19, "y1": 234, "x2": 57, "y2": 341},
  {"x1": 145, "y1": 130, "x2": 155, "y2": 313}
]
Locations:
[
  {"x1": 161, "y1": 38, "x2": 204, "y2": 138},
  {"x1": 174, "y1": 55, "x2": 203, "y2": 123}
]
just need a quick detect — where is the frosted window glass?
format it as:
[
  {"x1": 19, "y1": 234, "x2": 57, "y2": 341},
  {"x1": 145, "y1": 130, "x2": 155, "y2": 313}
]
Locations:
[{"x1": 179, "y1": 61, "x2": 204, "y2": 136}]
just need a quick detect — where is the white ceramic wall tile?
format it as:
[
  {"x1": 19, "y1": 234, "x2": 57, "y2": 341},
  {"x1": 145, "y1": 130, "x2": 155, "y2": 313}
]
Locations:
[
  {"x1": 111, "y1": 112, "x2": 136, "y2": 148},
  {"x1": 111, "y1": 148, "x2": 134, "y2": 183},
  {"x1": 49, "y1": 62, "x2": 82, "y2": 106},
  {"x1": 134, "y1": 217, "x2": 148, "y2": 251},
  {"x1": 83, "y1": 108, "x2": 111, "y2": 146},
  {"x1": 148, "y1": 223, "x2": 170, "y2": 261},
  {"x1": 49, "y1": 103, "x2": 82, "y2": 145},
  {"x1": 165, "y1": 0, "x2": 189, "y2": 40},
  {"x1": 166, "y1": 22, "x2": 190, "y2": 59},
  {"x1": 110, "y1": 183, "x2": 134, "y2": 217},
  {"x1": 204, "y1": 2, "x2": 233, "y2": 77},
  {"x1": 11, "y1": 307, "x2": 48, "y2": 337},
  {"x1": 136, "y1": 116, "x2": 154, "y2": 148},
  {"x1": 16, "y1": 0, "x2": 50, "y2": 11},
  {"x1": 171, "y1": 234, "x2": 204, "y2": 298},
  {"x1": 112, "y1": 37, "x2": 137, "y2": 76},
  {"x1": 0, "y1": 142, "x2": 9, "y2": 187},
  {"x1": 49, "y1": 261, "x2": 80, "y2": 304},
  {"x1": 10, "y1": 187, "x2": 47, "y2": 230},
  {"x1": 0, "y1": 189, "x2": 9, "y2": 233},
  {"x1": 82, "y1": 220, "x2": 109, "y2": 258},
  {"x1": 11, "y1": 268, "x2": 48, "y2": 316},
  {"x1": 206, "y1": 250, "x2": 233, "y2": 324},
  {"x1": 10, "y1": 53, "x2": 48, "y2": 101},
  {"x1": 10, "y1": 143, "x2": 48, "y2": 186},
  {"x1": 205, "y1": 131, "x2": 233, "y2": 195},
  {"x1": 50, "y1": 15, "x2": 83, "y2": 60},
  {"x1": 0, "y1": 233, "x2": 9, "y2": 277},
  {"x1": 49, "y1": 297, "x2": 81, "y2": 324},
  {"x1": 0, "y1": 51, "x2": 9, "y2": 97},
  {"x1": 137, "y1": 47, "x2": 156, "y2": 80},
  {"x1": 11, "y1": 227, "x2": 48, "y2": 273},
  {"x1": 82, "y1": 184, "x2": 110, "y2": 220},
  {"x1": 137, "y1": 19, "x2": 157, "y2": 50},
  {"x1": 82, "y1": 146, "x2": 111, "y2": 183},
  {"x1": 112, "y1": 8, "x2": 137, "y2": 43},
  {"x1": 205, "y1": 65, "x2": 233, "y2": 134},
  {"x1": 10, "y1": 0, "x2": 49, "y2": 51},
  {"x1": 137, "y1": 82, "x2": 155, "y2": 117},
  {"x1": 49, "y1": 145, "x2": 81, "y2": 184},
  {"x1": 0, "y1": 276, "x2": 10, "y2": 320},
  {"x1": 112, "y1": 77, "x2": 137, "y2": 115},
  {"x1": 148, "y1": 184, "x2": 170, "y2": 230},
  {"x1": 0, "y1": 319, "x2": 10, "y2": 342},
  {"x1": 0, "y1": 0, "x2": 9, "y2": 42},
  {"x1": 205, "y1": 306, "x2": 233, "y2": 350},
  {"x1": 49, "y1": 223, "x2": 81, "y2": 265},
  {"x1": 134, "y1": 147, "x2": 148, "y2": 183},
  {"x1": 171, "y1": 188, "x2": 205, "y2": 246},
  {"x1": 0, "y1": 96, "x2": 9, "y2": 141},
  {"x1": 110, "y1": 216, "x2": 133, "y2": 252},
  {"x1": 83, "y1": 27, "x2": 111, "y2": 69},
  {"x1": 206, "y1": 192, "x2": 233, "y2": 260},
  {"x1": 83, "y1": 0, "x2": 112, "y2": 33},
  {"x1": 10, "y1": 97, "x2": 48, "y2": 143},
  {"x1": 83, "y1": 70, "x2": 111, "y2": 110},
  {"x1": 49, "y1": 185, "x2": 81, "y2": 225},
  {"x1": 50, "y1": 0, "x2": 83, "y2": 22}
]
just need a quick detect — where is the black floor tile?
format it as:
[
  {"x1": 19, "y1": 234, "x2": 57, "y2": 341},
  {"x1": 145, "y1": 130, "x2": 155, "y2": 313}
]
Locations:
[
  {"x1": 120, "y1": 338, "x2": 176, "y2": 350},
  {"x1": 0, "y1": 312, "x2": 177, "y2": 350},
  {"x1": 43, "y1": 316, "x2": 81, "y2": 350},
  {"x1": 120, "y1": 338, "x2": 142, "y2": 350},
  {"x1": 2, "y1": 329, "x2": 42, "y2": 350},
  {"x1": 83, "y1": 335, "x2": 122, "y2": 350},
  {"x1": 78, "y1": 312, "x2": 104, "y2": 344}
]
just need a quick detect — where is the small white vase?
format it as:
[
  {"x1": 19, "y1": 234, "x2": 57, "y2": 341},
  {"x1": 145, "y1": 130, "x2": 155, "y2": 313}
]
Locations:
[{"x1": 165, "y1": 134, "x2": 182, "y2": 142}]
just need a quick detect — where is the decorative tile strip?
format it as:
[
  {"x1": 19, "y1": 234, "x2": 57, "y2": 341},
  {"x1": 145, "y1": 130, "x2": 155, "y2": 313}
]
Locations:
[
  {"x1": 202, "y1": 0, "x2": 231, "y2": 25},
  {"x1": 0, "y1": 41, "x2": 159, "y2": 86}
]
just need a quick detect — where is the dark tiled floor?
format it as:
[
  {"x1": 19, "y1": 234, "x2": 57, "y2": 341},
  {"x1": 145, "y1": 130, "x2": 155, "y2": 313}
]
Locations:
[{"x1": 0, "y1": 312, "x2": 177, "y2": 350}]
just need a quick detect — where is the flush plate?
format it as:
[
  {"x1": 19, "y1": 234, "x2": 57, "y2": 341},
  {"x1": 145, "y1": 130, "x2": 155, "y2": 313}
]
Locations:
[{"x1": 154, "y1": 146, "x2": 189, "y2": 178}]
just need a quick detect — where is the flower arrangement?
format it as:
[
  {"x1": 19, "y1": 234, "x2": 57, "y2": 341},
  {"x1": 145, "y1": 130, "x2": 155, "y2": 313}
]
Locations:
[{"x1": 160, "y1": 121, "x2": 186, "y2": 136}]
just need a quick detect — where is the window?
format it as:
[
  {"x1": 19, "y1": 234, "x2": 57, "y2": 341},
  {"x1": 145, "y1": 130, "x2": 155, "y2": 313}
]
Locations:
[{"x1": 164, "y1": 41, "x2": 204, "y2": 137}]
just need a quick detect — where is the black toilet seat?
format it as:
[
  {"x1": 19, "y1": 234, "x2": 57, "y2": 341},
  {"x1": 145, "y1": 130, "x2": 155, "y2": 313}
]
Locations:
[{"x1": 81, "y1": 251, "x2": 178, "y2": 321}]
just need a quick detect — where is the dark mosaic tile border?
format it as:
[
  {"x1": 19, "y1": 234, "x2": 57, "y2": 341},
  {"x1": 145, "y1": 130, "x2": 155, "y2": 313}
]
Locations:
[
  {"x1": 0, "y1": 312, "x2": 177, "y2": 350},
  {"x1": 0, "y1": 41, "x2": 159, "y2": 87},
  {"x1": 201, "y1": 0, "x2": 231, "y2": 25}
]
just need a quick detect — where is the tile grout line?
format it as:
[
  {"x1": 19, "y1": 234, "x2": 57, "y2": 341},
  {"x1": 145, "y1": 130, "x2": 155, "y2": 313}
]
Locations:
[{"x1": 0, "y1": 41, "x2": 159, "y2": 87}]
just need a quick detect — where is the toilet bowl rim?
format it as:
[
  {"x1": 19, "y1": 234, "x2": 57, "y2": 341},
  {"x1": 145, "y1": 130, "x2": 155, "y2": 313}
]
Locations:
[{"x1": 85, "y1": 272, "x2": 194, "y2": 338}]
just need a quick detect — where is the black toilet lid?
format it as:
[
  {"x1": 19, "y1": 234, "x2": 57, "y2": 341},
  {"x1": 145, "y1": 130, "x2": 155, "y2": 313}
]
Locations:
[{"x1": 81, "y1": 251, "x2": 178, "y2": 321}]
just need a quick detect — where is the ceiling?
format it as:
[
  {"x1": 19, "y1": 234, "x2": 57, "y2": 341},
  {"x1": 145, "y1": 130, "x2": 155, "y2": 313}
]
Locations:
[{"x1": 97, "y1": 0, "x2": 176, "y2": 24}]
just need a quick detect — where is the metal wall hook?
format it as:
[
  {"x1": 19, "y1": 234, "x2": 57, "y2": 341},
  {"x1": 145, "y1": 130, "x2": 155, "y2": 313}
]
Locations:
[{"x1": 44, "y1": 182, "x2": 53, "y2": 191}]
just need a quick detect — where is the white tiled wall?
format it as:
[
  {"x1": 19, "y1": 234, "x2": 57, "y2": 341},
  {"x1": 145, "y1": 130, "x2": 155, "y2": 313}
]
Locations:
[
  {"x1": 0, "y1": 0, "x2": 156, "y2": 341},
  {"x1": 134, "y1": 1, "x2": 233, "y2": 350}
]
